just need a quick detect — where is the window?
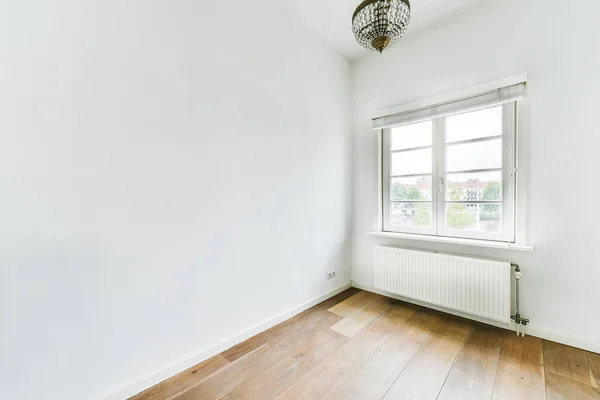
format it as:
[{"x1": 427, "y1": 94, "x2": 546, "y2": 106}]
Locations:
[{"x1": 381, "y1": 103, "x2": 516, "y2": 242}]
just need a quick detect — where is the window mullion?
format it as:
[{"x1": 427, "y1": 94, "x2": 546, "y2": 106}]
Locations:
[
  {"x1": 431, "y1": 119, "x2": 437, "y2": 235},
  {"x1": 382, "y1": 129, "x2": 391, "y2": 232},
  {"x1": 434, "y1": 117, "x2": 446, "y2": 235},
  {"x1": 502, "y1": 101, "x2": 516, "y2": 241}
]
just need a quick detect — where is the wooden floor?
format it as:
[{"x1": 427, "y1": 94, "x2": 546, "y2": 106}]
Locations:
[{"x1": 131, "y1": 289, "x2": 600, "y2": 400}]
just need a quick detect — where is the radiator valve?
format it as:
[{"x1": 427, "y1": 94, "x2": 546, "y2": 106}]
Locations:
[
  {"x1": 511, "y1": 263, "x2": 529, "y2": 337},
  {"x1": 514, "y1": 271, "x2": 523, "y2": 280}
]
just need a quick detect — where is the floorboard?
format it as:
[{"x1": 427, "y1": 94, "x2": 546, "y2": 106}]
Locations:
[
  {"x1": 273, "y1": 309, "x2": 401, "y2": 400},
  {"x1": 329, "y1": 308, "x2": 440, "y2": 400},
  {"x1": 588, "y1": 352, "x2": 600, "y2": 388},
  {"x1": 544, "y1": 340, "x2": 594, "y2": 386},
  {"x1": 329, "y1": 295, "x2": 391, "y2": 338},
  {"x1": 130, "y1": 354, "x2": 230, "y2": 400},
  {"x1": 218, "y1": 329, "x2": 347, "y2": 400},
  {"x1": 381, "y1": 315, "x2": 473, "y2": 400},
  {"x1": 437, "y1": 323, "x2": 503, "y2": 400},
  {"x1": 316, "y1": 287, "x2": 361, "y2": 311},
  {"x1": 327, "y1": 290, "x2": 378, "y2": 317},
  {"x1": 545, "y1": 371, "x2": 600, "y2": 400},
  {"x1": 491, "y1": 332, "x2": 546, "y2": 400}
]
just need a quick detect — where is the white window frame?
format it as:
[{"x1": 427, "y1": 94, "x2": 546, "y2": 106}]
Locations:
[{"x1": 381, "y1": 102, "x2": 517, "y2": 242}]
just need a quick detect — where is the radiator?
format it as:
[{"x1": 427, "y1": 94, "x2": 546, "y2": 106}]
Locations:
[{"x1": 374, "y1": 246, "x2": 511, "y2": 324}]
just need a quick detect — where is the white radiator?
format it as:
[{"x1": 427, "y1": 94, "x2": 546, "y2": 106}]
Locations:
[{"x1": 374, "y1": 246, "x2": 511, "y2": 324}]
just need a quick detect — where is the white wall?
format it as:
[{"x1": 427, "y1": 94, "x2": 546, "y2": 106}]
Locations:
[
  {"x1": 0, "y1": 1, "x2": 351, "y2": 399},
  {"x1": 352, "y1": 0, "x2": 600, "y2": 349}
]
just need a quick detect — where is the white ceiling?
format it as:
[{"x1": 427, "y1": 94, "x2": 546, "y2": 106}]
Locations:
[{"x1": 279, "y1": 0, "x2": 493, "y2": 60}]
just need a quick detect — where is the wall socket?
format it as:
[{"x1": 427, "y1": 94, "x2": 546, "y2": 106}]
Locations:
[{"x1": 327, "y1": 270, "x2": 336, "y2": 280}]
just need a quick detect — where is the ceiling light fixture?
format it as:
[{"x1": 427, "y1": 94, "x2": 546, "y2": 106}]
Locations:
[{"x1": 352, "y1": 0, "x2": 411, "y2": 54}]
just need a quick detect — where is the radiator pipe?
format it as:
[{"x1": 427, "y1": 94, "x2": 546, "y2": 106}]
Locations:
[{"x1": 510, "y1": 263, "x2": 530, "y2": 337}]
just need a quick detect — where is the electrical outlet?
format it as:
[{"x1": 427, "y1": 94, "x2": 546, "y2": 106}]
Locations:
[{"x1": 327, "y1": 270, "x2": 336, "y2": 280}]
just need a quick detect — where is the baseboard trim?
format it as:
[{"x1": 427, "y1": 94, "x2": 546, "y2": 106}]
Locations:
[
  {"x1": 352, "y1": 281, "x2": 600, "y2": 354},
  {"x1": 521, "y1": 323, "x2": 600, "y2": 355},
  {"x1": 97, "y1": 282, "x2": 352, "y2": 400}
]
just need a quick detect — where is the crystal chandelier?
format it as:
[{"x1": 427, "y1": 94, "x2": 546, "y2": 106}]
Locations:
[{"x1": 352, "y1": 0, "x2": 411, "y2": 54}]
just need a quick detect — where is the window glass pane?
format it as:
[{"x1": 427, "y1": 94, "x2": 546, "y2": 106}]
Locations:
[
  {"x1": 391, "y1": 121, "x2": 432, "y2": 150},
  {"x1": 391, "y1": 203, "x2": 432, "y2": 228},
  {"x1": 446, "y1": 171, "x2": 502, "y2": 201},
  {"x1": 446, "y1": 139, "x2": 501, "y2": 172},
  {"x1": 446, "y1": 106, "x2": 502, "y2": 143},
  {"x1": 391, "y1": 148, "x2": 432, "y2": 175},
  {"x1": 445, "y1": 203, "x2": 502, "y2": 233},
  {"x1": 391, "y1": 176, "x2": 432, "y2": 201}
]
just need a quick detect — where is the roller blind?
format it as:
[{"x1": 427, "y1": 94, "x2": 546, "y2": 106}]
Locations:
[{"x1": 373, "y1": 82, "x2": 525, "y2": 130}]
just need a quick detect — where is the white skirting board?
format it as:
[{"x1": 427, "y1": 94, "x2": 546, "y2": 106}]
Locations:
[
  {"x1": 97, "y1": 282, "x2": 352, "y2": 400},
  {"x1": 352, "y1": 281, "x2": 600, "y2": 354}
]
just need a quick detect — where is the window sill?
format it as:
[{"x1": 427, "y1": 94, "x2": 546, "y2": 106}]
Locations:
[{"x1": 366, "y1": 231, "x2": 534, "y2": 252}]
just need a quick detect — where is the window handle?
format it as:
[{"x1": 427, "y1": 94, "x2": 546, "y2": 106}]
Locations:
[{"x1": 438, "y1": 178, "x2": 444, "y2": 193}]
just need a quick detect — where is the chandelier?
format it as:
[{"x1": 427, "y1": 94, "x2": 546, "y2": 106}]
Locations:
[{"x1": 352, "y1": 0, "x2": 411, "y2": 54}]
